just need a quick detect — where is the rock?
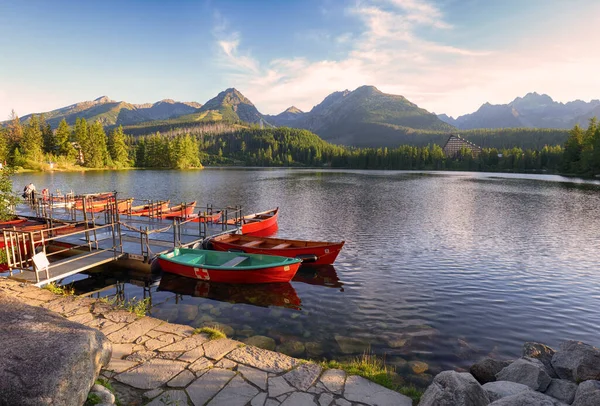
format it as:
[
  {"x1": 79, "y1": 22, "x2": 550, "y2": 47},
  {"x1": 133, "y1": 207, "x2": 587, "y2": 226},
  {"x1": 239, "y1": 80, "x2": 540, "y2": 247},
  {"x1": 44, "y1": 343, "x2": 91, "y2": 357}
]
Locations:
[
  {"x1": 178, "y1": 304, "x2": 199, "y2": 322},
  {"x1": 203, "y1": 338, "x2": 241, "y2": 360},
  {"x1": 277, "y1": 340, "x2": 306, "y2": 357},
  {"x1": 318, "y1": 392, "x2": 334, "y2": 406},
  {"x1": 488, "y1": 390, "x2": 567, "y2": 405},
  {"x1": 186, "y1": 368, "x2": 236, "y2": 406},
  {"x1": 167, "y1": 369, "x2": 196, "y2": 387},
  {"x1": 544, "y1": 379, "x2": 577, "y2": 404},
  {"x1": 90, "y1": 384, "x2": 116, "y2": 404},
  {"x1": 106, "y1": 316, "x2": 163, "y2": 344},
  {"x1": 215, "y1": 358, "x2": 237, "y2": 369},
  {"x1": 251, "y1": 392, "x2": 268, "y2": 406},
  {"x1": 0, "y1": 292, "x2": 111, "y2": 406},
  {"x1": 334, "y1": 335, "x2": 370, "y2": 354},
  {"x1": 471, "y1": 358, "x2": 512, "y2": 384},
  {"x1": 244, "y1": 335, "x2": 276, "y2": 351},
  {"x1": 482, "y1": 381, "x2": 532, "y2": 402},
  {"x1": 319, "y1": 368, "x2": 346, "y2": 394},
  {"x1": 385, "y1": 334, "x2": 409, "y2": 348},
  {"x1": 143, "y1": 388, "x2": 163, "y2": 400},
  {"x1": 523, "y1": 342, "x2": 558, "y2": 378},
  {"x1": 207, "y1": 375, "x2": 259, "y2": 406},
  {"x1": 409, "y1": 360, "x2": 429, "y2": 374},
  {"x1": 551, "y1": 341, "x2": 600, "y2": 382},
  {"x1": 227, "y1": 345, "x2": 299, "y2": 373},
  {"x1": 572, "y1": 380, "x2": 600, "y2": 406},
  {"x1": 268, "y1": 376, "x2": 296, "y2": 398},
  {"x1": 418, "y1": 371, "x2": 489, "y2": 406},
  {"x1": 238, "y1": 364, "x2": 268, "y2": 390},
  {"x1": 283, "y1": 363, "x2": 322, "y2": 391},
  {"x1": 496, "y1": 358, "x2": 552, "y2": 391},
  {"x1": 115, "y1": 358, "x2": 188, "y2": 389},
  {"x1": 305, "y1": 341, "x2": 326, "y2": 358},
  {"x1": 146, "y1": 389, "x2": 189, "y2": 406},
  {"x1": 344, "y1": 375, "x2": 412, "y2": 406},
  {"x1": 280, "y1": 392, "x2": 318, "y2": 406}
]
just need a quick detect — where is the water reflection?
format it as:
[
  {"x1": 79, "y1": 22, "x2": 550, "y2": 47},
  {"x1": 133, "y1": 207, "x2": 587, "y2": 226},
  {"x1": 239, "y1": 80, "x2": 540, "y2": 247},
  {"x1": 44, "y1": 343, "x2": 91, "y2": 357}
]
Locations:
[
  {"x1": 293, "y1": 265, "x2": 344, "y2": 291},
  {"x1": 158, "y1": 273, "x2": 301, "y2": 310}
]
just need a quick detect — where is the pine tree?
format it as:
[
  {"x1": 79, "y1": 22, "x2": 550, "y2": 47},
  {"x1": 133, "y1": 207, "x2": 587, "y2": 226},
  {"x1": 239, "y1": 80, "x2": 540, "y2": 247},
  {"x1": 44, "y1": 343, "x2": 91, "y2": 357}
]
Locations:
[
  {"x1": 107, "y1": 125, "x2": 130, "y2": 167},
  {"x1": 21, "y1": 114, "x2": 44, "y2": 162},
  {"x1": 40, "y1": 114, "x2": 55, "y2": 153},
  {"x1": 85, "y1": 121, "x2": 109, "y2": 168},
  {"x1": 54, "y1": 119, "x2": 77, "y2": 159},
  {"x1": 7, "y1": 110, "x2": 23, "y2": 149}
]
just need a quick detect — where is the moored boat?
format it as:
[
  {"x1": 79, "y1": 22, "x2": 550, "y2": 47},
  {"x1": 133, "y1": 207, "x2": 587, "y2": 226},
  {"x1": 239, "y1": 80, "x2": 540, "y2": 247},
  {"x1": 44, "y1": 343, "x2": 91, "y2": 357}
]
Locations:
[
  {"x1": 156, "y1": 201, "x2": 196, "y2": 219},
  {"x1": 187, "y1": 210, "x2": 222, "y2": 223},
  {"x1": 126, "y1": 200, "x2": 170, "y2": 216},
  {"x1": 222, "y1": 207, "x2": 279, "y2": 236},
  {"x1": 208, "y1": 234, "x2": 345, "y2": 265},
  {"x1": 156, "y1": 248, "x2": 301, "y2": 283}
]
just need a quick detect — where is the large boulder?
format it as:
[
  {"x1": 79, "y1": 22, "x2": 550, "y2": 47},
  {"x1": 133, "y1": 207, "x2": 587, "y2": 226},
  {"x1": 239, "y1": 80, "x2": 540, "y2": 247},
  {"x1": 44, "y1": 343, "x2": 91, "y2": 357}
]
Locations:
[
  {"x1": 489, "y1": 390, "x2": 569, "y2": 405},
  {"x1": 572, "y1": 380, "x2": 600, "y2": 406},
  {"x1": 418, "y1": 371, "x2": 490, "y2": 406},
  {"x1": 471, "y1": 358, "x2": 512, "y2": 384},
  {"x1": 544, "y1": 379, "x2": 577, "y2": 404},
  {"x1": 523, "y1": 342, "x2": 558, "y2": 378},
  {"x1": 482, "y1": 381, "x2": 532, "y2": 402},
  {"x1": 0, "y1": 291, "x2": 111, "y2": 406},
  {"x1": 496, "y1": 358, "x2": 552, "y2": 391},
  {"x1": 551, "y1": 341, "x2": 600, "y2": 382}
]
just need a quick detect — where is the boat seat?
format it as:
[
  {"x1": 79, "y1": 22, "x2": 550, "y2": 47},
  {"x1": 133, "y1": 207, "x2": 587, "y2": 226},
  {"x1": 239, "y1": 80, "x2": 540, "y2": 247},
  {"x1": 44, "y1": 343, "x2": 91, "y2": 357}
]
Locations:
[
  {"x1": 220, "y1": 256, "x2": 248, "y2": 267},
  {"x1": 242, "y1": 240, "x2": 264, "y2": 247},
  {"x1": 272, "y1": 243, "x2": 291, "y2": 249}
]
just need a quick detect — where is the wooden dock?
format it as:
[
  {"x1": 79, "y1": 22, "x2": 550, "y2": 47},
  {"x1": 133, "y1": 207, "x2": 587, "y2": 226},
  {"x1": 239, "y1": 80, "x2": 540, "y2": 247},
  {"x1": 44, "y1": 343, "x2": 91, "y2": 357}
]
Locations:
[{"x1": 3, "y1": 192, "x2": 243, "y2": 287}]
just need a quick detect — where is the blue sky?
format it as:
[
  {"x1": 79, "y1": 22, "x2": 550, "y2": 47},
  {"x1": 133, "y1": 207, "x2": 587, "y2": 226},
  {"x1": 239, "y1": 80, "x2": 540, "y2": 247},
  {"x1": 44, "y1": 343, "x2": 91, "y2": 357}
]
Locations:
[{"x1": 1, "y1": 0, "x2": 599, "y2": 118}]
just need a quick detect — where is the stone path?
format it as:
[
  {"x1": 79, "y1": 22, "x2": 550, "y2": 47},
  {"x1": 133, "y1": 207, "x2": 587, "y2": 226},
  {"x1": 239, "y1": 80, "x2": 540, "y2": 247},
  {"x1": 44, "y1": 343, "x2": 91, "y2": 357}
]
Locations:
[{"x1": 0, "y1": 278, "x2": 413, "y2": 406}]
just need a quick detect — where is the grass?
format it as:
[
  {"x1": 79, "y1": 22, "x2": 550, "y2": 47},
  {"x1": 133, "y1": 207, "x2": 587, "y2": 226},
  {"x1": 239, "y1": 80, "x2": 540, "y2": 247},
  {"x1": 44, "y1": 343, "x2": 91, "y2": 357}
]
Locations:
[
  {"x1": 319, "y1": 351, "x2": 424, "y2": 404},
  {"x1": 99, "y1": 296, "x2": 150, "y2": 317},
  {"x1": 43, "y1": 282, "x2": 75, "y2": 296},
  {"x1": 84, "y1": 393, "x2": 102, "y2": 406},
  {"x1": 193, "y1": 326, "x2": 226, "y2": 340}
]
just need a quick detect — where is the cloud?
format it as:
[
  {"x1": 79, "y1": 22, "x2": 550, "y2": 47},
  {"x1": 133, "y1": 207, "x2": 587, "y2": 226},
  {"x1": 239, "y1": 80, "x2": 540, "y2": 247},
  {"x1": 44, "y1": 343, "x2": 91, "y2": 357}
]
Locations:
[
  {"x1": 212, "y1": 12, "x2": 260, "y2": 74},
  {"x1": 213, "y1": 1, "x2": 600, "y2": 117}
]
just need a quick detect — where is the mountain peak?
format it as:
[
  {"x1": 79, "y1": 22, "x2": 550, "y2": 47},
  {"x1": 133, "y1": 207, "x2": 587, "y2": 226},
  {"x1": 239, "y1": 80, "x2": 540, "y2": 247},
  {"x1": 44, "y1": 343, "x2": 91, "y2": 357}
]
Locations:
[
  {"x1": 284, "y1": 106, "x2": 303, "y2": 114},
  {"x1": 354, "y1": 85, "x2": 381, "y2": 94},
  {"x1": 94, "y1": 96, "x2": 113, "y2": 103},
  {"x1": 158, "y1": 99, "x2": 176, "y2": 104}
]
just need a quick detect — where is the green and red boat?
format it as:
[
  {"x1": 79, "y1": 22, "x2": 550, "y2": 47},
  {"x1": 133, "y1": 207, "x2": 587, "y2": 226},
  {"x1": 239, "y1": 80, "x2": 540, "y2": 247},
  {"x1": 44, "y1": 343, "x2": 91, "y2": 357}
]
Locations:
[{"x1": 156, "y1": 248, "x2": 301, "y2": 283}]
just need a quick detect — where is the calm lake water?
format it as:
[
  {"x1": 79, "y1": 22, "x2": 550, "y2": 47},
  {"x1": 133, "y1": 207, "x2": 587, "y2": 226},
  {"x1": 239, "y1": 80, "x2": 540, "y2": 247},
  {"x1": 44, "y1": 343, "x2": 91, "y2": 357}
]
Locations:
[{"x1": 13, "y1": 169, "x2": 600, "y2": 386}]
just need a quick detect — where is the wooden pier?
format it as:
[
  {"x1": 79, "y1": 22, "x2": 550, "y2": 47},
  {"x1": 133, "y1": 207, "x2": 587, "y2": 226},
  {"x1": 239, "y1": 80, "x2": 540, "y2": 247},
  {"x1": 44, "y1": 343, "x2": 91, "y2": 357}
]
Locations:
[{"x1": 3, "y1": 192, "x2": 243, "y2": 287}]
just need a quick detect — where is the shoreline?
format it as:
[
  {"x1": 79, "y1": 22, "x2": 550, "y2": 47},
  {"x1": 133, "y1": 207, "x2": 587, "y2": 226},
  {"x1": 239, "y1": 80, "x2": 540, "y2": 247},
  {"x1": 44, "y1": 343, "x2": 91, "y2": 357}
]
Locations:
[{"x1": 0, "y1": 277, "x2": 415, "y2": 406}]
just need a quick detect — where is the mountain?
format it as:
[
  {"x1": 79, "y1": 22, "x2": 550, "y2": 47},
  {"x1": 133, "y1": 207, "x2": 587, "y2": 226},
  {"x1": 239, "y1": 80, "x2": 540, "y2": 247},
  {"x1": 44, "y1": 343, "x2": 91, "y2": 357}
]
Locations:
[
  {"x1": 264, "y1": 106, "x2": 305, "y2": 127},
  {"x1": 276, "y1": 85, "x2": 454, "y2": 147},
  {"x1": 194, "y1": 88, "x2": 264, "y2": 124},
  {"x1": 440, "y1": 92, "x2": 600, "y2": 129},
  {"x1": 18, "y1": 96, "x2": 202, "y2": 128}
]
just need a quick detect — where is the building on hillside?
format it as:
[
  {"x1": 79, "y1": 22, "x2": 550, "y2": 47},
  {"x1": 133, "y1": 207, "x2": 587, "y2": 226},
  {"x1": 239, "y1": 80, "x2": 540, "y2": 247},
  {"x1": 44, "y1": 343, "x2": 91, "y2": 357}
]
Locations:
[{"x1": 442, "y1": 134, "x2": 482, "y2": 157}]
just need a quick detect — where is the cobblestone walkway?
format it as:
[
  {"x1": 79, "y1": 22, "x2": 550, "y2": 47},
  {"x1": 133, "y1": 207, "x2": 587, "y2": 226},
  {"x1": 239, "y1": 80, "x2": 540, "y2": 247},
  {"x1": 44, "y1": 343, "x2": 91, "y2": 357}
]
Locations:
[{"x1": 0, "y1": 278, "x2": 412, "y2": 406}]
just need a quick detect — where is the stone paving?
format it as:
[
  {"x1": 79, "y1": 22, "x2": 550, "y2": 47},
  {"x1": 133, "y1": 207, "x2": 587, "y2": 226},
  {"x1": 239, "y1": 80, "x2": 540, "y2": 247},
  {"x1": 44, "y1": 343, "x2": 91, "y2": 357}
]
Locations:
[{"x1": 0, "y1": 278, "x2": 413, "y2": 406}]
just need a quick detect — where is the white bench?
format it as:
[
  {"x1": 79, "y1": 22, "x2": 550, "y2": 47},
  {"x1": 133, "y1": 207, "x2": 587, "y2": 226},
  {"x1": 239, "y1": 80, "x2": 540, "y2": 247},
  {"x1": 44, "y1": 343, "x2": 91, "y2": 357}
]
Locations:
[
  {"x1": 220, "y1": 256, "x2": 248, "y2": 268},
  {"x1": 242, "y1": 240, "x2": 264, "y2": 247}
]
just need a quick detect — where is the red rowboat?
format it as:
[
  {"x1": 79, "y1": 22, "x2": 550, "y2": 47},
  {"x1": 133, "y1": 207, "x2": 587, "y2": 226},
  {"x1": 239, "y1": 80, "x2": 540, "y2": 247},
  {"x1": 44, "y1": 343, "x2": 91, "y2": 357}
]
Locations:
[
  {"x1": 75, "y1": 197, "x2": 133, "y2": 213},
  {"x1": 187, "y1": 211, "x2": 222, "y2": 223},
  {"x1": 157, "y1": 248, "x2": 302, "y2": 283},
  {"x1": 126, "y1": 200, "x2": 170, "y2": 216},
  {"x1": 209, "y1": 234, "x2": 345, "y2": 265},
  {"x1": 223, "y1": 208, "x2": 279, "y2": 236},
  {"x1": 157, "y1": 202, "x2": 196, "y2": 219}
]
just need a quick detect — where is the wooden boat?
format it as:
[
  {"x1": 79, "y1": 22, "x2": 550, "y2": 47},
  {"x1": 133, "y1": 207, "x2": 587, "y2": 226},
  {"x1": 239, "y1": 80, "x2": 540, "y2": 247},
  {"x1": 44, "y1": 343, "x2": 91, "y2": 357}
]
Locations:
[
  {"x1": 75, "y1": 197, "x2": 133, "y2": 213},
  {"x1": 156, "y1": 248, "x2": 301, "y2": 283},
  {"x1": 126, "y1": 200, "x2": 170, "y2": 216},
  {"x1": 187, "y1": 210, "x2": 222, "y2": 223},
  {"x1": 209, "y1": 234, "x2": 345, "y2": 265},
  {"x1": 222, "y1": 208, "x2": 279, "y2": 236},
  {"x1": 155, "y1": 202, "x2": 196, "y2": 219},
  {"x1": 158, "y1": 272, "x2": 301, "y2": 309}
]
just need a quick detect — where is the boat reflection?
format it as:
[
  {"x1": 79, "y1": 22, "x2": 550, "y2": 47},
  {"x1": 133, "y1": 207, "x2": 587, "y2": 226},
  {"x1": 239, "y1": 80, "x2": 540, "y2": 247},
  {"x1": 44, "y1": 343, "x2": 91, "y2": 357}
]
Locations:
[
  {"x1": 158, "y1": 272, "x2": 302, "y2": 310},
  {"x1": 293, "y1": 265, "x2": 344, "y2": 291}
]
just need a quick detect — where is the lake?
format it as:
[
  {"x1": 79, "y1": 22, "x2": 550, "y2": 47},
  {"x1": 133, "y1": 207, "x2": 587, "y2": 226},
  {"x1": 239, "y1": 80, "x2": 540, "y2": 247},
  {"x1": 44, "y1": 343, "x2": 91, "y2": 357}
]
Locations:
[{"x1": 13, "y1": 168, "x2": 600, "y2": 386}]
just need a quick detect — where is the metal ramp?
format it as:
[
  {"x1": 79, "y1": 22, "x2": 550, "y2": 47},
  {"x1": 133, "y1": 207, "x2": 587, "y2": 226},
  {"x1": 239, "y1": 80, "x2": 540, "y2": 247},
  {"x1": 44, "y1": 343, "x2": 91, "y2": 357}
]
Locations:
[{"x1": 9, "y1": 250, "x2": 121, "y2": 287}]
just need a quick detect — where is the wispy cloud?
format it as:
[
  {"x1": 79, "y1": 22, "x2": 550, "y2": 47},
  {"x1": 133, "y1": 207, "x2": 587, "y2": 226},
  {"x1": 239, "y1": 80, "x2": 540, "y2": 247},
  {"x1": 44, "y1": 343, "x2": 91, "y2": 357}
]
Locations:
[
  {"x1": 212, "y1": 11, "x2": 260, "y2": 74},
  {"x1": 212, "y1": 0, "x2": 600, "y2": 117}
]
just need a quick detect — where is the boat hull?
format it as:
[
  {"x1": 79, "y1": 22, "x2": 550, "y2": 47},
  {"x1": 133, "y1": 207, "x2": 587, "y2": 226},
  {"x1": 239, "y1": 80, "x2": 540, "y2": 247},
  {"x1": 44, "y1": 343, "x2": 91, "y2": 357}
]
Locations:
[
  {"x1": 210, "y1": 237, "x2": 344, "y2": 265},
  {"x1": 157, "y1": 248, "x2": 301, "y2": 284}
]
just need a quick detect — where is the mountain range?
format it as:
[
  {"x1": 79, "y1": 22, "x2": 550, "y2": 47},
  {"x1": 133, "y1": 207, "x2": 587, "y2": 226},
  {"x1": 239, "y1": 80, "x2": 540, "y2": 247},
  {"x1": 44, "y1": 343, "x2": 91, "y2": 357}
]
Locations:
[
  {"x1": 9, "y1": 87, "x2": 599, "y2": 148},
  {"x1": 438, "y1": 92, "x2": 600, "y2": 130}
]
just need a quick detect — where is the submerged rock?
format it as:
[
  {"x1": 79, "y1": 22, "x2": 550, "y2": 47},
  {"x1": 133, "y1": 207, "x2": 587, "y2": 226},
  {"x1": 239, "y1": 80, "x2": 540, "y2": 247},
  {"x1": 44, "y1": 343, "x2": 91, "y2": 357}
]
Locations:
[
  {"x1": 276, "y1": 340, "x2": 305, "y2": 357},
  {"x1": 305, "y1": 341, "x2": 326, "y2": 358},
  {"x1": 244, "y1": 335, "x2": 276, "y2": 351},
  {"x1": 0, "y1": 292, "x2": 111, "y2": 406},
  {"x1": 334, "y1": 335, "x2": 371, "y2": 355},
  {"x1": 409, "y1": 360, "x2": 429, "y2": 374},
  {"x1": 471, "y1": 358, "x2": 512, "y2": 384}
]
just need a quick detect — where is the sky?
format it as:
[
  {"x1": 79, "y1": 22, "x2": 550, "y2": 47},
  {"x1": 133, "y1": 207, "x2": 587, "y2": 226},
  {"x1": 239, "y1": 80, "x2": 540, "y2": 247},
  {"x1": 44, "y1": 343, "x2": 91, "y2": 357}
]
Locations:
[{"x1": 1, "y1": 0, "x2": 599, "y2": 119}]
